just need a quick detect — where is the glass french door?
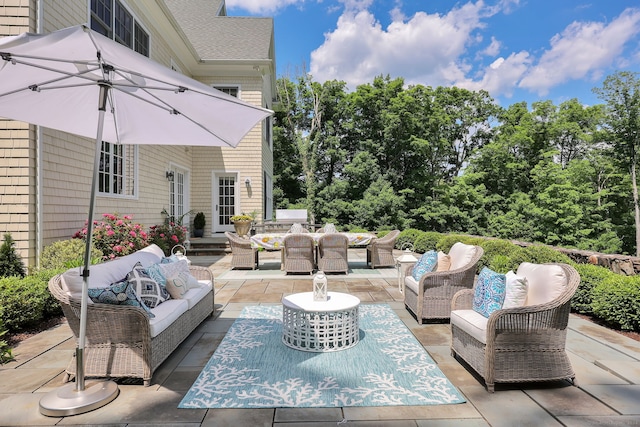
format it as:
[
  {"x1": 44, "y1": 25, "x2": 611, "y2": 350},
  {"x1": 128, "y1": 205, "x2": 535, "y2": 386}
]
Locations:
[
  {"x1": 214, "y1": 172, "x2": 238, "y2": 232},
  {"x1": 169, "y1": 168, "x2": 188, "y2": 226}
]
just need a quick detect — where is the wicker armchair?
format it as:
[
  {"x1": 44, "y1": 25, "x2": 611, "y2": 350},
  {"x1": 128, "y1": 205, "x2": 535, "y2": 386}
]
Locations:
[
  {"x1": 366, "y1": 229, "x2": 400, "y2": 268},
  {"x1": 317, "y1": 233, "x2": 349, "y2": 274},
  {"x1": 450, "y1": 263, "x2": 580, "y2": 392},
  {"x1": 283, "y1": 233, "x2": 316, "y2": 274},
  {"x1": 404, "y1": 242, "x2": 483, "y2": 322},
  {"x1": 225, "y1": 231, "x2": 258, "y2": 270}
]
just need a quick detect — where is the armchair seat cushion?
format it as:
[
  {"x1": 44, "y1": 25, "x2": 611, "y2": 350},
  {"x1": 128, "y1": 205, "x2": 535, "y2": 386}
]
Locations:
[
  {"x1": 404, "y1": 275, "x2": 419, "y2": 295},
  {"x1": 450, "y1": 309, "x2": 488, "y2": 344}
]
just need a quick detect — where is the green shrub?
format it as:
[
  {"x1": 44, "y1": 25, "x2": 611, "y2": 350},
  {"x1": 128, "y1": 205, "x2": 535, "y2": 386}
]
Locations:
[
  {"x1": 572, "y1": 264, "x2": 614, "y2": 314},
  {"x1": 521, "y1": 244, "x2": 572, "y2": 264},
  {"x1": 396, "y1": 229, "x2": 424, "y2": 250},
  {"x1": 40, "y1": 239, "x2": 103, "y2": 270},
  {"x1": 0, "y1": 269, "x2": 62, "y2": 332},
  {"x1": 486, "y1": 255, "x2": 516, "y2": 274},
  {"x1": 347, "y1": 226, "x2": 368, "y2": 233},
  {"x1": 478, "y1": 239, "x2": 525, "y2": 271},
  {"x1": 0, "y1": 233, "x2": 25, "y2": 278},
  {"x1": 591, "y1": 274, "x2": 640, "y2": 331},
  {"x1": 376, "y1": 230, "x2": 390, "y2": 239},
  {"x1": 435, "y1": 234, "x2": 483, "y2": 253},
  {"x1": 0, "y1": 318, "x2": 12, "y2": 364},
  {"x1": 413, "y1": 232, "x2": 443, "y2": 253}
]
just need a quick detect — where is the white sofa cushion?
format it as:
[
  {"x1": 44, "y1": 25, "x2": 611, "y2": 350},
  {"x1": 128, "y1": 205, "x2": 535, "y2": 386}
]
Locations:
[
  {"x1": 182, "y1": 280, "x2": 213, "y2": 309},
  {"x1": 516, "y1": 262, "x2": 567, "y2": 306},
  {"x1": 450, "y1": 309, "x2": 488, "y2": 344},
  {"x1": 149, "y1": 299, "x2": 188, "y2": 337},
  {"x1": 448, "y1": 242, "x2": 478, "y2": 270},
  {"x1": 61, "y1": 244, "x2": 165, "y2": 298}
]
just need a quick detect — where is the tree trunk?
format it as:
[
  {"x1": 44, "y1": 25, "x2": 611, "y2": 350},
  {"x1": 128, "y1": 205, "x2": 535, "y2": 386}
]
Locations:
[{"x1": 632, "y1": 162, "x2": 640, "y2": 256}]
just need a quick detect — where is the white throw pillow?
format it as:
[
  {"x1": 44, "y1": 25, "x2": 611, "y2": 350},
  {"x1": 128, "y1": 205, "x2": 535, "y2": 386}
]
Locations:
[
  {"x1": 436, "y1": 251, "x2": 451, "y2": 272},
  {"x1": 502, "y1": 270, "x2": 529, "y2": 309},
  {"x1": 165, "y1": 271, "x2": 191, "y2": 299}
]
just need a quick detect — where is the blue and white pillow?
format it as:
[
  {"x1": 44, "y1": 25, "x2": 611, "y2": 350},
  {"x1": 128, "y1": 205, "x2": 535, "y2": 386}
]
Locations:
[
  {"x1": 127, "y1": 262, "x2": 169, "y2": 309},
  {"x1": 412, "y1": 250, "x2": 438, "y2": 281},
  {"x1": 473, "y1": 267, "x2": 507, "y2": 317},
  {"x1": 87, "y1": 279, "x2": 155, "y2": 318}
]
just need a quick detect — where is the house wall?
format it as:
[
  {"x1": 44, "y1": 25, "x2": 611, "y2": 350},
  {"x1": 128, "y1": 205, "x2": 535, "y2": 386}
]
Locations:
[
  {"x1": 192, "y1": 75, "x2": 268, "y2": 235},
  {"x1": 0, "y1": 0, "x2": 272, "y2": 265}
]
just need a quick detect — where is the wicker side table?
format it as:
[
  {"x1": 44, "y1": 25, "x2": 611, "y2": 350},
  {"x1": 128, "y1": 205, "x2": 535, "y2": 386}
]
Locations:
[{"x1": 281, "y1": 291, "x2": 360, "y2": 352}]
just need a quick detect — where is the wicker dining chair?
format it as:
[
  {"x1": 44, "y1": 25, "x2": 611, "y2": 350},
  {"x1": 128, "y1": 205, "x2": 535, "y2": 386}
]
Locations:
[
  {"x1": 450, "y1": 263, "x2": 580, "y2": 392},
  {"x1": 225, "y1": 231, "x2": 258, "y2": 270},
  {"x1": 404, "y1": 242, "x2": 484, "y2": 322},
  {"x1": 283, "y1": 233, "x2": 315, "y2": 274},
  {"x1": 366, "y1": 229, "x2": 400, "y2": 268},
  {"x1": 317, "y1": 233, "x2": 349, "y2": 274}
]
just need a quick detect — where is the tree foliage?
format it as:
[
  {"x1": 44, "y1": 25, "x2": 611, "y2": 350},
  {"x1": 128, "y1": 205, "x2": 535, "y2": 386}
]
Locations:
[{"x1": 273, "y1": 71, "x2": 640, "y2": 254}]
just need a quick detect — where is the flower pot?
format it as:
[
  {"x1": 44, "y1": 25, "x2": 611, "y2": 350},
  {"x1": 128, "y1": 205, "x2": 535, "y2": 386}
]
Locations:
[
  {"x1": 193, "y1": 229, "x2": 204, "y2": 238},
  {"x1": 233, "y1": 220, "x2": 252, "y2": 237}
]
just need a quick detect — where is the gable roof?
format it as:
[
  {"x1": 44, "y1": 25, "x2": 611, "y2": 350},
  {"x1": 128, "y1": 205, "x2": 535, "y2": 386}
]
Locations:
[{"x1": 163, "y1": 0, "x2": 274, "y2": 62}]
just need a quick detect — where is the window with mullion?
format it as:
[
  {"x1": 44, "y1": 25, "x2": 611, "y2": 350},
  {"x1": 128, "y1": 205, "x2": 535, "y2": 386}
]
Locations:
[{"x1": 114, "y1": 0, "x2": 133, "y2": 49}]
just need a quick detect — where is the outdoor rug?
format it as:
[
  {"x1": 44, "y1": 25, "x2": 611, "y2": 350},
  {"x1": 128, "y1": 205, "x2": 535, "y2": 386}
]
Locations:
[{"x1": 179, "y1": 304, "x2": 466, "y2": 408}]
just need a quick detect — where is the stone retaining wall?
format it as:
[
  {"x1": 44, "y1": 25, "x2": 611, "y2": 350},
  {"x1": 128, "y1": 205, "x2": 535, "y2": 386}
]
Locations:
[{"x1": 513, "y1": 241, "x2": 640, "y2": 276}]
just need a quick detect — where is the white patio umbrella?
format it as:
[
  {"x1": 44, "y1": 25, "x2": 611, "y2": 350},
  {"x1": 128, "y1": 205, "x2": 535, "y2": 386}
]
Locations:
[{"x1": 0, "y1": 25, "x2": 272, "y2": 416}]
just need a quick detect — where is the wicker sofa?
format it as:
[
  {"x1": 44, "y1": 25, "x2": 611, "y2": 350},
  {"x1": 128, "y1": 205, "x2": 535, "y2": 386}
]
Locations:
[
  {"x1": 450, "y1": 262, "x2": 580, "y2": 392},
  {"x1": 48, "y1": 244, "x2": 214, "y2": 386}
]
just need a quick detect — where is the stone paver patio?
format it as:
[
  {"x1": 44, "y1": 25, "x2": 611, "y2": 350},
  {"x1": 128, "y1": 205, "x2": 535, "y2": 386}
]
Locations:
[{"x1": 1, "y1": 248, "x2": 639, "y2": 426}]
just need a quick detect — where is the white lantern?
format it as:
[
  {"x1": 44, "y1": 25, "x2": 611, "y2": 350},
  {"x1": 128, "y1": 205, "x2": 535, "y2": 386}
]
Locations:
[
  {"x1": 396, "y1": 244, "x2": 418, "y2": 294},
  {"x1": 313, "y1": 271, "x2": 328, "y2": 301}
]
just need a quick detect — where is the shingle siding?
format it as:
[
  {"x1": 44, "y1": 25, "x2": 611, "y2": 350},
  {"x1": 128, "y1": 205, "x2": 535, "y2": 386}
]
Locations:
[{"x1": 0, "y1": 0, "x2": 274, "y2": 265}]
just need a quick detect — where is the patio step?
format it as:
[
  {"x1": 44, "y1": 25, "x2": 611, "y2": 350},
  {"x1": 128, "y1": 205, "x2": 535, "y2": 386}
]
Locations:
[{"x1": 185, "y1": 235, "x2": 230, "y2": 256}]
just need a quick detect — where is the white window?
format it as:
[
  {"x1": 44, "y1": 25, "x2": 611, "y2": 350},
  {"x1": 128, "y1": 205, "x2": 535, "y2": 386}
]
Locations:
[
  {"x1": 99, "y1": 142, "x2": 136, "y2": 197},
  {"x1": 214, "y1": 85, "x2": 240, "y2": 98},
  {"x1": 91, "y1": 0, "x2": 146, "y2": 197}
]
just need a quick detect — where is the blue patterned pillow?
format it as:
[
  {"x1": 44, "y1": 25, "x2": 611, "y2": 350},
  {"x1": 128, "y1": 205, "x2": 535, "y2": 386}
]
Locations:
[
  {"x1": 473, "y1": 267, "x2": 507, "y2": 317},
  {"x1": 87, "y1": 280, "x2": 155, "y2": 318},
  {"x1": 412, "y1": 250, "x2": 438, "y2": 281},
  {"x1": 127, "y1": 262, "x2": 169, "y2": 308}
]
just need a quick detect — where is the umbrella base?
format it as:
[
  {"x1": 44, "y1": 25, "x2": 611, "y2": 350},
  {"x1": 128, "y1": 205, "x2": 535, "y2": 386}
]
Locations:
[{"x1": 39, "y1": 380, "x2": 119, "y2": 417}]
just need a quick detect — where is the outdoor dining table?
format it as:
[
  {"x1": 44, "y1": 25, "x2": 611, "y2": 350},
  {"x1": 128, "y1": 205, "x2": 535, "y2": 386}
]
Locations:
[
  {"x1": 250, "y1": 232, "x2": 377, "y2": 270},
  {"x1": 250, "y1": 232, "x2": 376, "y2": 250}
]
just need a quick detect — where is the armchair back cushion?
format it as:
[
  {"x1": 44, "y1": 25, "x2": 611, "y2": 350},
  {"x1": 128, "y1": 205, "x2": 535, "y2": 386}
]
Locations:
[
  {"x1": 448, "y1": 242, "x2": 479, "y2": 270},
  {"x1": 516, "y1": 262, "x2": 567, "y2": 306}
]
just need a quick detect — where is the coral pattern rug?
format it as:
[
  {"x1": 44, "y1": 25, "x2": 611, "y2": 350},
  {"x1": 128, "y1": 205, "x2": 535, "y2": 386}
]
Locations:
[{"x1": 179, "y1": 304, "x2": 466, "y2": 408}]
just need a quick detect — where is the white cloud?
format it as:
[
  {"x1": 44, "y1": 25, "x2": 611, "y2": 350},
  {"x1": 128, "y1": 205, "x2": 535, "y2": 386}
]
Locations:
[
  {"x1": 310, "y1": 1, "x2": 490, "y2": 89},
  {"x1": 456, "y1": 51, "x2": 531, "y2": 98},
  {"x1": 225, "y1": 0, "x2": 303, "y2": 14},
  {"x1": 519, "y1": 8, "x2": 640, "y2": 95}
]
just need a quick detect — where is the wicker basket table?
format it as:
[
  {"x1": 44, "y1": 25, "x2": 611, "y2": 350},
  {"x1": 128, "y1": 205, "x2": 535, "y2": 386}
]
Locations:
[{"x1": 282, "y1": 291, "x2": 360, "y2": 352}]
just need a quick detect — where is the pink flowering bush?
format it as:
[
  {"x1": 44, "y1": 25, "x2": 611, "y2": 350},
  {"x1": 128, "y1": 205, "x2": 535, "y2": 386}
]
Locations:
[
  {"x1": 73, "y1": 213, "x2": 150, "y2": 260},
  {"x1": 148, "y1": 221, "x2": 188, "y2": 256}
]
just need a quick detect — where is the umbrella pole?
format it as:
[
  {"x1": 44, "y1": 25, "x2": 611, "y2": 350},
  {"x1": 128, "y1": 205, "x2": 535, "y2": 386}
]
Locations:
[{"x1": 39, "y1": 83, "x2": 119, "y2": 416}]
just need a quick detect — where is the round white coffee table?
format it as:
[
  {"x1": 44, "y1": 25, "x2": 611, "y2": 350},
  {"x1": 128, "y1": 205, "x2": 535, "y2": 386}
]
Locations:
[{"x1": 281, "y1": 291, "x2": 360, "y2": 352}]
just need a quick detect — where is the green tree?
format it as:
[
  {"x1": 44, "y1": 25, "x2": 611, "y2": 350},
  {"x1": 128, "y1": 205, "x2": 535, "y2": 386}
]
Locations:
[
  {"x1": 594, "y1": 71, "x2": 640, "y2": 255},
  {"x1": 0, "y1": 233, "x2": 25, "y2": 278}
]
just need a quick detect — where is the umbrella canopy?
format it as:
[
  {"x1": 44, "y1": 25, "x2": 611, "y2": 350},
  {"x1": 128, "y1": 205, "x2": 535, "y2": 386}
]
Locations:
[
  {"x1": 0, "y1": 25, "x2": 272, "y2": 416},
  {"x1": 0, "y1": 24, "x2": 271, "y2": 147}
]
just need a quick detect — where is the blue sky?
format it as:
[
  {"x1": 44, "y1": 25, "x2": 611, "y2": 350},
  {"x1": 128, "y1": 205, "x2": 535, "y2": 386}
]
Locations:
[{"x1": 226, "y1": 0, "x2": 640, "y2": 107}]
